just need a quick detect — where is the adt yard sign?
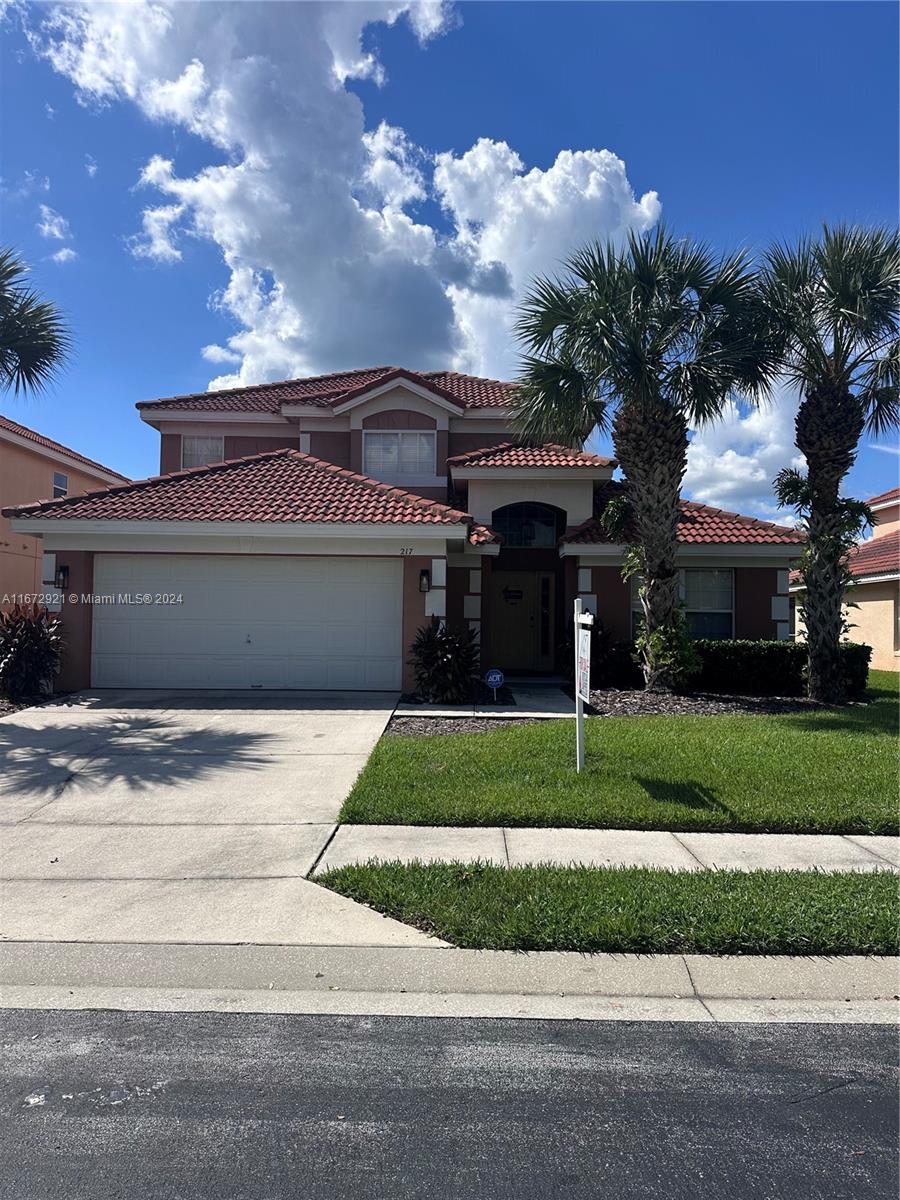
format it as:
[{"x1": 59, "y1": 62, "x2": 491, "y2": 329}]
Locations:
[
  {"x1": 485, "y1": 668, "x2": 504, "y2": 701},
  {"x1": 574, "y1": 599, "x2": 593, "y2": 772}
]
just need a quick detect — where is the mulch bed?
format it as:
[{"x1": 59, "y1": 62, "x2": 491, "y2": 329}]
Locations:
[
  {"x1": 387, "y1": 686, "x2": 827, "y2": 735},
  {"x1": 386, "y1": 716, "x2": 545, "y2": 737},
  {"x1": 580, "y1": 687, "x2": 823, "y2": 719},
  {"x1": 0, "y1": 696, "x2": 46, "y2": 718}
]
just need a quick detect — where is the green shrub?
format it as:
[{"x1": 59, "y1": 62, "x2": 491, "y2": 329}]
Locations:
[
  {"x1": 560, "y1": 620, "x2": 644, "y2": 690},
  {"x1": 0, "y1": 603, "x2": 63, "y2": 700},
  {"x1": 408, "y1": 617, "x2": 480, "y2": 704},
  {"x1": 692, "y1": 639, "x2": 871, "y2": 698},
  {"x1": 838, "y1": 642, "x2": 873, "y2": 700}
]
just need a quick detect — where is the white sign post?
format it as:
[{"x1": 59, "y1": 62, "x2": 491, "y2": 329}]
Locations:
[{"x1": 574, "y1": 598, "x2": 593, "y2": 772}]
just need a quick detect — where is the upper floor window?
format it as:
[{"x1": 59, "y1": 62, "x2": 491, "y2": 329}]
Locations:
[
  {"x1": 491, "y1": 502, "x2": 564, "y2": 549},
  {"x1": 363, "y1": 431, "x2": 435, "y2": 480},
  {"x1": 631, "y1": 568, "x2": 734, "y2": 640},
  {"x1": 52, "y1": 471, "x2": 68, "y2": 498},
  {"x1": 182, "y1": 435, "x2": 224, "y2": 470}
]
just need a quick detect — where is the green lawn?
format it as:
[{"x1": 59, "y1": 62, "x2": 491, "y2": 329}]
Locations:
[
  {"x1": 341, "y1": 670, "x2": 899, "y2": 834},
  {"x1": 320, "y1": 862, "x2": 899, "y2": 955}
]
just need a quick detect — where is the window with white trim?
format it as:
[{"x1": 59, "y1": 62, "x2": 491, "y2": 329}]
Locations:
[
  {"x1": 52, "y1": 471, "x2": 68, "y2": 498},
  {"x1": 362, "y1": 431, "x2": 435, "y2": 479},
  {"x1": 630, "y1": 568, "x2": 734, "y2": 640},
  {"x1": 182, "y1": 435, "x2": 224, "y2": 469},
  {"x1": 682, "y1": 569, "x2": 733, "y2": 638}
]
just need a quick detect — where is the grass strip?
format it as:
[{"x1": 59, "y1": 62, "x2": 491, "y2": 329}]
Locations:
[
  {"x1": 320, "y1": 861, "x2": 899, "y2": 955},
  {"x1": 340, "y1": 670, "x2": 899, "y2": 834}
]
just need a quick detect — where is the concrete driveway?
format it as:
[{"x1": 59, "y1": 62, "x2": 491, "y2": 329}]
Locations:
[{"x1": 0, "y1": 691, "x2": 433, "y2": 948}]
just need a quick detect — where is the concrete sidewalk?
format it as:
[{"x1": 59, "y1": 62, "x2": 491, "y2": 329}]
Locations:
[
  {"x1": 0, "y1": 942, "x2": 896, "y2": 1023},
  {"x1": 315, "y1": 825, "x2": 900, "y2": 874}
]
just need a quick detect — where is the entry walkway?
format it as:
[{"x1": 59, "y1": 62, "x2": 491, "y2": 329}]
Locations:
[{"x1": 314, "y1": 826, "x2": 899, "y2": 874}]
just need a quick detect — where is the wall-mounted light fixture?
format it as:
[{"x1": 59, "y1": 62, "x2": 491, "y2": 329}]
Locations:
[
  {"x1": 54, "y1": 564, "x2": 69, "y2": 590},
  {"x1": 419, "y1": 568, "x2": 431, "y2": 593}
]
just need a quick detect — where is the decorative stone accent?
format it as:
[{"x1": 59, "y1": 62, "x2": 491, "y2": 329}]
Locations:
[
  {"x1": 771, "y1": 595, "x2": 790, "y2": 622},
  {"x1": 424, "y1": 590, "x2": 446, "y2": 618}
]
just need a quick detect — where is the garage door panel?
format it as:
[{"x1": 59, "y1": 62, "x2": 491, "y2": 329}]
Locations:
[{"x1": 91, "y1": 554, "x2": 403, "y2": 690}]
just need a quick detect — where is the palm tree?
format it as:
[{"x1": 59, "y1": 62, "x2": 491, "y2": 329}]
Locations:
[
  {"x1": 515, "y1": 227, "x2": 776, "y2": 692},
  {"x1": 764, "y1": 225, "x2": 899, "y2": 704},
  {"x1": 0, "y1": 247, "x2": 70, "y2": 395}
]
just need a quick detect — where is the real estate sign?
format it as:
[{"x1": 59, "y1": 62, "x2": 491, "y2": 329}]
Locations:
[
  {"x1": 576, "y1": 626, "x2": 591, "y2": 704},
  {"x1": 573, "y1": 599, "x2": 593, "y2": 772}
]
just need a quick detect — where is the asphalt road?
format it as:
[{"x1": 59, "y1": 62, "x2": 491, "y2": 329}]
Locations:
[{"x1": 1, "y1": 1010, "x2": 896, "y2": 1199}]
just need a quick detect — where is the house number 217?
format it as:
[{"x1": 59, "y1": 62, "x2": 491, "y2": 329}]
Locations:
[{"x1": 399, "y1": 547, "x2": 415, "y2": 556}]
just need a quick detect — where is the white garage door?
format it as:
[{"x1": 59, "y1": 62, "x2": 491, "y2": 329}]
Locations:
[{"x1": 91, "y1": 554, "x2": 403, "y2": 690}]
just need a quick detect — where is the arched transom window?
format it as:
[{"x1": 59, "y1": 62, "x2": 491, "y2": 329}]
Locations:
[{"x1": 491, "y1": 502, "x2": 565, "y2": 549}]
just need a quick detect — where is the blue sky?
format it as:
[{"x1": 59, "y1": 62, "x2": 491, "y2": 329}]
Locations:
[{"x1": 1, "y1": 0, "x2": 897, "y2": 514}]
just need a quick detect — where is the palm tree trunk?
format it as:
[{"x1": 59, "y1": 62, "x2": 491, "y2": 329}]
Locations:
[
  {"x1": 613, "y1": 400, "x2": 689, "y2": 692},
  {"x1": 795, "y1": 382, "x2": 866, "y2": 704}
]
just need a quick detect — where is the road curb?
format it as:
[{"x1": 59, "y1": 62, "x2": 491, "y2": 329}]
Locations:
[{"x1": 1, "y1": 943, "x2": 896, "y2": 1023}]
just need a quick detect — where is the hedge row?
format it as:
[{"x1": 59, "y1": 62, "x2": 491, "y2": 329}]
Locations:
[
  {"x1": 691, "y1": 639, "x2": 871, "y2": 698},
  {"x1": 580, "y1": 630, "x2": 872, "y2": 698}
]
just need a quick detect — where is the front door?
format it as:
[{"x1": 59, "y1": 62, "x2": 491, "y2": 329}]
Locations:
[{"x1": 489, "y1": 571, "x2": 556, "y2": 672}]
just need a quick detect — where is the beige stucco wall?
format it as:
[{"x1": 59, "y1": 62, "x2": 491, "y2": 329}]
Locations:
[
  {"x1": 871, "y1": 503, "x2": 899, "y2": 537},
  {"x1": 467, "y1": 477, "x2": 595, "y2": 527},
  {"x1": 0, "y1": 440, "x2": 120, "y2": 603},
  {"x1": 845, "y1": 580, "x2": 899, "y2": 672},
  {"x1": 794, "y1": 579, "x2": 899, "y2": 673}
]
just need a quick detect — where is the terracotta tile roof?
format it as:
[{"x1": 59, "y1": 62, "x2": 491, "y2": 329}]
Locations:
[
  {"x1": 137, "y1": 367, "x2": 518, "y2": 415},
  {"x1": 790, "y1": 531, "x2": 900, "y2": 586},
  {"x1": 866, "y1": 486, "x2": 900, "y2": 507},
  {"x1": 847, "y1": 532, "x2": 899, "y2": 579},
  {"x1": 448, "y1": 442, "x2": 614, "y2": 469},
  {"x1": 4, "y1": 448, "x2": 480, "y2": 531},
  {"x1": 564, "y1": 482, "x2": 805, "y2": 546},
  {"x1": 468, "y1": 523, "x2": 500, "y2": 546},
  {"x1": 0, "y1": 414, "x2": 129, "y2": 481}
]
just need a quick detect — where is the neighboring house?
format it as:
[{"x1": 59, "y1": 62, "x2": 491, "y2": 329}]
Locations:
[
  {"x1": 791, "y1": 485, "x2": 899, "y2": 673},
  {"x1": 3, "y1": 366, "x2": 803, "y2": 693},
  {"x1": 0, "y1": 414, "x2": 129, "y2": 608}
]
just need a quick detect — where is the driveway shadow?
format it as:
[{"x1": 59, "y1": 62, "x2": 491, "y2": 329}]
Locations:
[
  {"x1": 1, "y1": 716, "x2": 279, "y2": 796},
  {"x1": 634, "y1": 776, "x2": 736, "y2": 820}
]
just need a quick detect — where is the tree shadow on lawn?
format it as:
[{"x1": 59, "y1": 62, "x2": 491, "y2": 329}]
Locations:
[
  {"x1": 634, "y1": 776, "x2": 737, "y2": 819},
  {"x1": 777, "y1": 699, "x2": 897, "y2": 737}
]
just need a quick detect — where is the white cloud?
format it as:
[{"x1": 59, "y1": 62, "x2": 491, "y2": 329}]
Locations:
[
  {"x1": 362, "y1": 121, "x2": 426, "y2": 210},
  {"x1": 85, "y1": 153, "x2": 98, "y2": 177},
  {"x1": 201, "y1": 343, "x2": 241, "y2": 365},
  {"x1": 435, "y1": 142, "x2": 661, "y2": 375},
  {"x1": 130, "y1": 204, "x2": 184, "y2": 262},
  {"x1": 44, "y1": 102, "x2": 55, "y2": 119},
  {"x1": 50, "y1": 246, "x2": 77, "y2": 263},
  {"x1": 36, "y1": 203, "x2": 71, "y2": 240},
  {"x1": 868, "y1": 443, "x2": 900, "y2": 457},
  {"x1": 1, "y1": 169, "x2": 50, "y2": 201},
  {"x1": 28, "y1": 0, "x2": 660, "y2": 388},
  {"x1": 684, "y1": 385, "x2": 805, "y2": 521}
]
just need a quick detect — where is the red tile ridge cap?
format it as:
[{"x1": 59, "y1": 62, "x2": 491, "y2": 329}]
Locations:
[{"x1": 135, "y1": 366, "x2": 398, "y2": 410}]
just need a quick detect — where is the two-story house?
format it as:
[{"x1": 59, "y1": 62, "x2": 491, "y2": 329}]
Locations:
[
  {"x1": 4, "y1": 366, "x2": 803, "y2": 693},
  {"x1": 0, "y1": 413, "x2": 128, "y2": 608}
]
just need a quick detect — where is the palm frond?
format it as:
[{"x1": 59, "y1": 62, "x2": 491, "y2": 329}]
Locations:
[{"x1": 0, "y1": 247, "x2": 71, "y2": 395}]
